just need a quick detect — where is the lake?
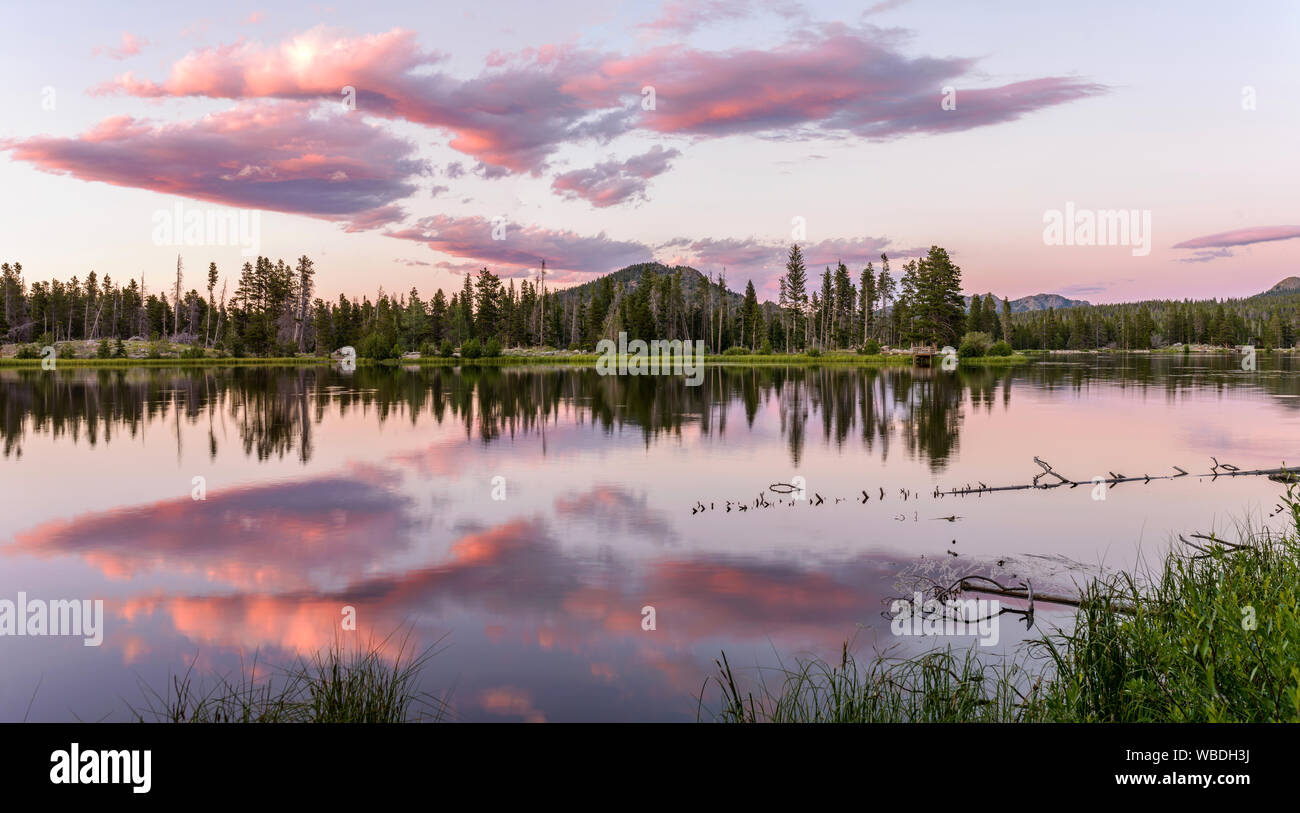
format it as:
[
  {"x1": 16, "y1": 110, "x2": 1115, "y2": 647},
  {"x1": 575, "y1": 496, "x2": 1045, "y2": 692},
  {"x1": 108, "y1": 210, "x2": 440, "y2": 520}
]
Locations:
[{"x1": 2, "y1": 354, "x2": 1297, "y2": 721}]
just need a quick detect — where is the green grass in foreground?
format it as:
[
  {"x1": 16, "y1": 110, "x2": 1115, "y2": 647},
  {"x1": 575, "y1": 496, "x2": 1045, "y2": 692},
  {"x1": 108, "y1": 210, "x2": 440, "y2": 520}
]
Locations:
[
  {"x1": 702, "y1": 488, "x2": 1300, "y2": 722},
  {"x1": 133, "y1": 634, "x2": 446, "y2": 723}
]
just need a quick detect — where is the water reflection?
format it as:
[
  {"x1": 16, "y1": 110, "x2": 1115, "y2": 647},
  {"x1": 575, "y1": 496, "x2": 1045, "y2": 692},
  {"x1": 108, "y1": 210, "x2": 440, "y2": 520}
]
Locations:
[
  {"x1": 4, "y1": 356, "x2": 1297, "y2": 468},
  {"x1": 2, "y1": 355, "x2": 1297, "y2": 721}
]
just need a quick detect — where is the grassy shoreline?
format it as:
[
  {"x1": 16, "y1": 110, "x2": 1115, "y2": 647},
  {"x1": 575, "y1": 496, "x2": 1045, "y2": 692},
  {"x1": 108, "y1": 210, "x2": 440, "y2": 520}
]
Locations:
[
  {"x1": 0, "y1": 356, "x2": 332, "y2": 368},
  {"x1": 702, "y1": 489, "x2": 1300, "y2": 723},
  {"x1": 0, "y1": 351, "x2": 1029, "y2": 369}
]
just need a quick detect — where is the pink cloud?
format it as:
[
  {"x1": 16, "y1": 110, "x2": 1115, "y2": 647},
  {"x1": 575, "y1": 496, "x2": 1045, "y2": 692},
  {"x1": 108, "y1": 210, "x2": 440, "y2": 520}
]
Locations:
[
  {"x1": 1173, "y1": 225, "x2": 1300, "y2": 250},
  {"x1": 640, "y1": 0, "x2": 754, "y2": 35},
  {"x1": 1, "y1": 101, "x2": 424, "y2": 231},
  {"x1": 551, "y1": 145, "x2": 680, "y2": 207},
  {"x1": 97, "y1": 26, "x2": 621, "y2": 175},
  {"x1": 574, "y1": 26, "x2": 1105, "y2": 140},
  {"x1": 92, "y1": 32, "x2": 148, "y2": 60},
  {"x1": 96, "y1": 24, "x2": 1105, "y2": 176},
  {"x1": 384, "y1": 215, "x2": 652, "y2": 276},
  {"x1": 245, "y1": 11, "x2": 265, "y2": 24}
]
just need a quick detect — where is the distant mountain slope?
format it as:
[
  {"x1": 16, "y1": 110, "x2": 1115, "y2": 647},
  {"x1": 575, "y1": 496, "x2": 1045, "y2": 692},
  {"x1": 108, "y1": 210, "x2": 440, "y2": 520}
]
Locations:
[
  {"x1": 1255, "y1": 276, "x2": 1300, "y2": 297},
  {"x1": 552, "y1": 262, "x2": 747, "y2": 307},
  {"x1": 963, "y1": 293, "x2": 1091, "y2": 313},
  {"x1": 1007, "y1": 293, "x2": 1091, "y2": 312}
]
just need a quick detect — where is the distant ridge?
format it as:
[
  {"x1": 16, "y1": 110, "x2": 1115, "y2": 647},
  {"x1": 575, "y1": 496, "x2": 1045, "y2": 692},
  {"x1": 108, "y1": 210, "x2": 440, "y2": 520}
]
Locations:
[
  {"x1": 552, "y1": 262, "x2": 747, "y2": 308},
  {"x1": 1255, "y1": 276, "x2": 1300, "y2": 297},
  {"x1": 964, "y1": 293, "x2": 1091, "y2": 313},
  {"x1": 1006, "y1": 293, "x2": 1091, "y2": 313}
]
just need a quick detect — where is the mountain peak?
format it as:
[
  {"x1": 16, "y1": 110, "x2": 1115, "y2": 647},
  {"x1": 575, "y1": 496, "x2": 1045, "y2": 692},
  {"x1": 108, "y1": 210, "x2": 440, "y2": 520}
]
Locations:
[
  {"x1": 965, "y1": 292, "x2": 1090, "y2": 313},
  {"x1": 1257, "y1": 276, "x2": 1300, "y2": 297}
]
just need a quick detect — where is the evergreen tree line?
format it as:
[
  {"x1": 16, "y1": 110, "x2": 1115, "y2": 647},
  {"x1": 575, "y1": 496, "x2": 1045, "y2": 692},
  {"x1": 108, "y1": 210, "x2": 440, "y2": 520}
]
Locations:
[
  {"x1": 3, "y1": 248, "x2": 1296, "y2": 358},
  {"x1": 1002, "y1": 296, "x2": 1300, "y2": 350}
]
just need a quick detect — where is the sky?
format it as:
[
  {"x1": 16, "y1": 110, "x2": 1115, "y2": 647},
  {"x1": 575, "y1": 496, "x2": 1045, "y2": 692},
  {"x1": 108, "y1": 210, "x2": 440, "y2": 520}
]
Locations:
[{"x1": 0, "y1": 0, "x2": 1297, "y2": 305}]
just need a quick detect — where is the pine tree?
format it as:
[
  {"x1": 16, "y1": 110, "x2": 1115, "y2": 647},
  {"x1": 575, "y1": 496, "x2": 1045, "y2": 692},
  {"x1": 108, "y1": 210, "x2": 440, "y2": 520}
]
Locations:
[
  {"x1": 474, "y1": 266, "x2": 502, "y2": 338},
  {"x1": 981, "y1": 292, "x2": 998, "y2": 339},
  {"x1": 784, "y1": 244, "x2": 807, "y2": 350},
  {"x1": 460, "y1": 273, "x2": 475, "y2": 341},
  {"x1": 860, "y1": 261, "x2": 875, "y2": 346},
  {"x1": 876, "y1": 254, "x2": 894, "y2": 346},
  {"x1": 741, "y1": 279, "x2": 760, "y2": 349},
  {"x1": 968, "y1": 293, "x2": 984, "y2": 335}
]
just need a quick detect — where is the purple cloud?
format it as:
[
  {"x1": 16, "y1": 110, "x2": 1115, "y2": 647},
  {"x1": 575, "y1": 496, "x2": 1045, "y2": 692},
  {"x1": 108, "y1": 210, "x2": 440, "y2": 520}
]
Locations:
[
  {"x1": 2, "y1": 101, "x2": 426, "y2": 231},
  {"x1": 98, "y1": 24, "x2": 1106, "y2": 176},
  {"x1": 551, "y1": 145, "x2": 680, "y2": 207},
  {"x1": 1173, "y1": 226, "x2": 1300, "y2": 250},
  {"x1": 384, "y1": 215, "x2": 652, "y2": 277}
]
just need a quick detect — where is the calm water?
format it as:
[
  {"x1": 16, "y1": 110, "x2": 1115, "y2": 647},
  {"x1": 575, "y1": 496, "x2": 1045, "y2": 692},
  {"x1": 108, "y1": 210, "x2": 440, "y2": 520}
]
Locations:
[{"x1": 2, "y1": 355, "x2": 1298, "y2": 721}]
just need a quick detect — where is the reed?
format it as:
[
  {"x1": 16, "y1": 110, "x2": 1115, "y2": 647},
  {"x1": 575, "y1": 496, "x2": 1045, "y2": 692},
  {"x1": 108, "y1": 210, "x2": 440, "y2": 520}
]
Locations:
[{"x1": 132, "y1": 633, "x2": 448, "y2": 723}]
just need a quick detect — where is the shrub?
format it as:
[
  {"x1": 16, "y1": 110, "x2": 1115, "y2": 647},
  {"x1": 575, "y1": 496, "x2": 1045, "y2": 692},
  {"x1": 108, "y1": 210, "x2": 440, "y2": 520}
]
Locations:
[
  {"x1": 759, "y1": 339, "x2": 773, "y2": 355},
  {"x1": 97, "y1": 338, "x2": 112, "y2": 358},
  {"x1": 113, "y1": 338, "x2": 126, "y2": 358},
  {"x1": 58, "y1": 342, "x2": 80, "y2": 359},
  {"x1": 958, "y1": 331, "x2": 993, "y2": 358},
  {"x1": 419, "y1": 341, "x2": 437, "y2": 358},
  {"x1": 859, "y1": 339, "x2": 882, "y2": 355},
  {"x1": 180, "y1": 345, "x2": 206, "y2": 359},
  {"x1": 439, "y1": 339, "x2": 454, "y2": 358},
  {"x1": 988, "y1": 340, "x2": 1013, "y2": 357},
  {"x1": 15, "y1": 344, "x2": 40, "y2": 359},
  {"x1": 147, "y1": 340, "x2": 166, "y2": 359},
  {"x1": 358, "y1": 333, "x2": 392, "y2": 360},
  {"x1": 723, "y1": 346, "x2": 749, "y2": 356},
  {"x1": 484, "y1": 337, "x2": 502, "y2": 358},
  {"x1": 460, "y1": 338, "x2": 482, "y2": 359},
  {"x1": 806, "y1": 346, "x2": 822, "y2": 357}
]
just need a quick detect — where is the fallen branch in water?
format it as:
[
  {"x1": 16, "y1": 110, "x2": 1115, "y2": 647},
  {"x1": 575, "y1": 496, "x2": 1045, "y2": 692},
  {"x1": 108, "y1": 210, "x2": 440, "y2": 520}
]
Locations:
[
  {"x1": 690, "y1": 458, "x2": 1294, "y2": 515},
  {"x1": 940, "y1": 457, "x2": 1295, "y2": 498}
]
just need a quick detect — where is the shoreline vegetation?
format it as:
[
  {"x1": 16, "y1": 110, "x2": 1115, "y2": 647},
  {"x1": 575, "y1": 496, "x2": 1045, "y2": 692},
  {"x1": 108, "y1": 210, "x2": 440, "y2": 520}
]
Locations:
[
  {"x1": 0, "y1": 338, "x2": 1032, "y2": 368},
  {"x1": 5, "y1": 345, "x2": 1290, "y2": 369},
  {"x1": 701, "y1": 488, "x2": 1300, "y2": 723},
  {"x1": 132, "y1": 633, "x2": 447, "y2": 723},
  {"x1": 8, "y1": 344, "x2": 1290, "y2": 369}
]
